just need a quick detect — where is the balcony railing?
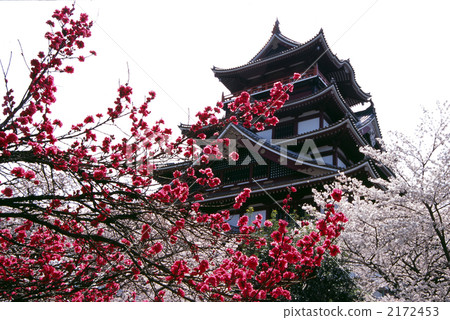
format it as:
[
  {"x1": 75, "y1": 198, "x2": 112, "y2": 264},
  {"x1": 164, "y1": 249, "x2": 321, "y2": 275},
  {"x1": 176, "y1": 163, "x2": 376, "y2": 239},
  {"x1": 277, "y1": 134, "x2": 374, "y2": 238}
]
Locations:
[{"x1": 222, "y1": 64, "x2": 329, "y2": 102}]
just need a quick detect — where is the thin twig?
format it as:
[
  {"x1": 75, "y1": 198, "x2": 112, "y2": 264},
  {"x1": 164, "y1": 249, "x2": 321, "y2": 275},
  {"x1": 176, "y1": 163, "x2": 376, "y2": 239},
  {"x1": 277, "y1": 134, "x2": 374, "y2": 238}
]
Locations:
[
  {"x1": 17, "y1": 40, "x2": 31, "y2": 73},
  {"x1": 0, "y1": 51, "x2": 13, "y2": 80}
]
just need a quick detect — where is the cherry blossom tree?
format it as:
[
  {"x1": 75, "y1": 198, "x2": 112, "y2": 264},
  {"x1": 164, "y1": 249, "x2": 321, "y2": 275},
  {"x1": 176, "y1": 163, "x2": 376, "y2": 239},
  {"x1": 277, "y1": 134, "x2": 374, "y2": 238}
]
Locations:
[
  {"x1": 311, "y1": 101, "x2": 450, "y2": 301},
  {"x1": 0, "y1": 6, "x2": 346, "y2": 301}
]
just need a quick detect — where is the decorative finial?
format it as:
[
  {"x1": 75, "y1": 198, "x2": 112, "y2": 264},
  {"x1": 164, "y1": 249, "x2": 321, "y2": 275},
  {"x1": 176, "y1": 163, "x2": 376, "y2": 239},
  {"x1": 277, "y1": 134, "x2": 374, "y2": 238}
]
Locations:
[{"x1": 272, "y1": 18, "x2": 280, "y2": 34}]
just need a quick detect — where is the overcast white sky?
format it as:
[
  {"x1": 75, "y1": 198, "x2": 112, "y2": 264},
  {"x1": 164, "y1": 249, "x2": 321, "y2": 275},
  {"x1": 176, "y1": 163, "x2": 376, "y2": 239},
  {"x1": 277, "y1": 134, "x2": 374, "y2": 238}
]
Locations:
[{"x1": 1, "y1": 0, "x2": 449, "y2": 138}]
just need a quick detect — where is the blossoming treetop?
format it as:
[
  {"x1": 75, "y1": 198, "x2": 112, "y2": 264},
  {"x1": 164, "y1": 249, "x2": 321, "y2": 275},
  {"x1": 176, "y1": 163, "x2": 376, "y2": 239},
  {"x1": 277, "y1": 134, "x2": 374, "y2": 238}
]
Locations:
[{"x1": 0, "y1": 6, "x2": 346, "y2": 301}]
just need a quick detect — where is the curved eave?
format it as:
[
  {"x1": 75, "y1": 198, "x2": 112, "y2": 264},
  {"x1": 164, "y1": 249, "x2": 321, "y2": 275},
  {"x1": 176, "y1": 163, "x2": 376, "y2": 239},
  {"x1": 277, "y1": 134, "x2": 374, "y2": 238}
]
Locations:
[
  {"x1": 213, "y1": 29, "x2": 370, "y2": 104},
  {"x1": 316, "y1": 31, "x2": 370, "y2": 103},
  {"x1": 212, "y1": 29, "x2": 325, "y2": 75},
  {"x1": 282, "y1": 83, "x2": 358, "y2": 121},
  {"x1": 356, "y1": 114, "x2": 382, "y2": 139},
  {"x1": 273, "y1": 117, "x2": 369, "y2": 148},
  {"x1": 250, "y1": 32, "x2": 300, "y2": 62},
  {"x1": 355, "y1": 102, "x2": 383, "y2": 139},
  {"x1": 152, "y1": 160, "x2": 193, "y2": 185},
  {"x1": 335, "y1": 60, "x2": 371, "y2": 104},
  {"x1": 198, "y1": 159, "x2": 379, "y2": 204},
  {"x1": 154, "y1": 160, "x2": 193, "y2": 173},
  {"x1": 218, "y1": 123, "x2": 338, "y2": 174}
]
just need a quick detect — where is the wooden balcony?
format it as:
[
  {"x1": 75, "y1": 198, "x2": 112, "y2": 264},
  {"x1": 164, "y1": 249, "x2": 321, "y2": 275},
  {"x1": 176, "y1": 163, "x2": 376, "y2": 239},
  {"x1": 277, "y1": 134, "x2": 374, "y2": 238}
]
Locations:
[{"x1": 222, "y1": 64, "x2": 329, "y2": 102}]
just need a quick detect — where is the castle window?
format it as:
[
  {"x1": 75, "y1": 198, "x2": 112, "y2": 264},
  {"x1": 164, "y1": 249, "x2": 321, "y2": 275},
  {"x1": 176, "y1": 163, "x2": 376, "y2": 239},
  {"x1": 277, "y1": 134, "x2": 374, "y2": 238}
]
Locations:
[
  {"x1": 322, "y1": 155, "x2": 333, "y2": 166},
  {"x1": 297, "y1": 117, "x2": 320, "y2": 135}
]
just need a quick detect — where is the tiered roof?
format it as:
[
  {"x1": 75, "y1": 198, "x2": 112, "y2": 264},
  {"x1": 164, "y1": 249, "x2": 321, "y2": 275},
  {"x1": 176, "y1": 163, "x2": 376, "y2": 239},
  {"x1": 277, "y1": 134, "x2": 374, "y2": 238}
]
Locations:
[
  {"x1": 198, "y1": 159, "x2": 382, "y2": 206},
  {"x1": 213, "y1": 21, "x2": 370, "y2": 106},
  {"x1": 156, "y1": 22, "x2": 390, "y2": 213}
]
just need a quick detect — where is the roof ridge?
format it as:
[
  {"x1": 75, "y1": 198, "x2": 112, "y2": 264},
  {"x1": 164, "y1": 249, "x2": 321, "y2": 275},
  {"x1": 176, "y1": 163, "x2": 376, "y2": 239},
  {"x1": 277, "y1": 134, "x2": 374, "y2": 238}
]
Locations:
[
  {"x1": 222, "y1": 123, "x2": 337, "y2": 171},
  {"x1": 214, "y1": 29, "x2": 323, "y2": 72}
]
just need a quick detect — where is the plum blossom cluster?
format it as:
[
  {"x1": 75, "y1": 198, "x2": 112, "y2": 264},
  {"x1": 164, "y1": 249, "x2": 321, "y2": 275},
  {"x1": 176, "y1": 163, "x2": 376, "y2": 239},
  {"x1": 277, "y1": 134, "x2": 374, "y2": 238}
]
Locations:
[
  {"x1": 0, "y1": 6, "x2": 346, "y2": 302},
  {"x1": 233, "y1": 188, "x2": 251, "y2": 209},
  {"x1": 181, "y1": 189, "x2": 346, "y2": 302},
  {"x1": 144, "y1": 189, "x2": 346, "y2": 302}
]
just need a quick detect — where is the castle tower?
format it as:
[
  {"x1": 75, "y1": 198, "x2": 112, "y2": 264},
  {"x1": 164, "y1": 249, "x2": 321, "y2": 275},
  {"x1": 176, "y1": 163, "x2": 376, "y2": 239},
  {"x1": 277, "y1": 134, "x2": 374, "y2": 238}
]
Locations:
[{"x1": 157, "y1": 21, "x2": 390, "y2": 228}]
